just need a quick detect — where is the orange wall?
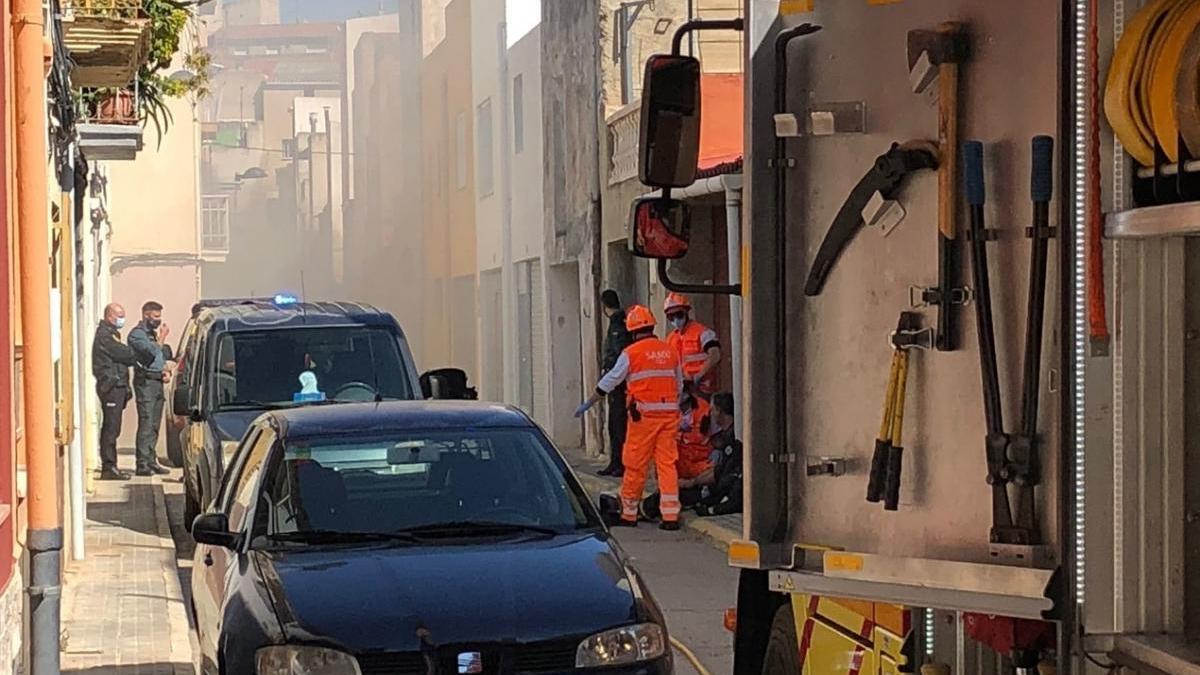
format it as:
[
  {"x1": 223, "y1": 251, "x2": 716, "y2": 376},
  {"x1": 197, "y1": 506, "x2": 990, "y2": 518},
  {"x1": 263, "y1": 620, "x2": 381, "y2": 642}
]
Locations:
[{"x1": 419, "y1": 0, "x2": 476, "y2": 369}]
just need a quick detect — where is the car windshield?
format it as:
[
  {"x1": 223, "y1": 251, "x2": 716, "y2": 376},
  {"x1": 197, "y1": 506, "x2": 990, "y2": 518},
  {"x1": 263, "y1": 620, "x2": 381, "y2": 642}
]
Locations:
[
  {"x1": 212, "y1": 326, "x2": 413, "y2": 408},
  {"x1": 251, "y1": 429, "x2": 597, "y2": 543}
]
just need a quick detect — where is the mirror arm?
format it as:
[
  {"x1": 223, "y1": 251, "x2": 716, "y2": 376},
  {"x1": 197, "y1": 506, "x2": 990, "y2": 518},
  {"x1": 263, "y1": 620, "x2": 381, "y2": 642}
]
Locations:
[
  {"x1": 657, "y1": 258, "x2": 741, "y2": 296},
  {"x1": 671, "y1": 18, "x2": 745, "y2": 55}
]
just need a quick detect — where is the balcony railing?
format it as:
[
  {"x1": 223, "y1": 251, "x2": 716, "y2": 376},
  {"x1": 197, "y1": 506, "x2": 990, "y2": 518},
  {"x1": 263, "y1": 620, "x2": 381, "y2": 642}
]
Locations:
[
  {"x1": 61, "y1": 0, "x2": 152, "y2": 88},
  {"x1": 607, "y1": 101, "x2": 640, "y2": 186},
  {"x1": 77, "y1": 87, "x2": 138, "y2": 126},
  {"x1": 202, "y1": 195, "x2": 231, "y2": 256}
]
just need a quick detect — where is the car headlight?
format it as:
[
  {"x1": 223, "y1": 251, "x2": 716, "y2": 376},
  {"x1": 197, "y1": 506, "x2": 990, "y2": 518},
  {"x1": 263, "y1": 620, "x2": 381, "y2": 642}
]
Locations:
[
  {"x1": 221, "y1": 440, "x2": 239, "y2": 465},
  {"x1": 256, "y1": 645, "x2": 361, "y2": 675},
  {"x1": 575, "y1": 623, "x2": 666, "y2": 668}
]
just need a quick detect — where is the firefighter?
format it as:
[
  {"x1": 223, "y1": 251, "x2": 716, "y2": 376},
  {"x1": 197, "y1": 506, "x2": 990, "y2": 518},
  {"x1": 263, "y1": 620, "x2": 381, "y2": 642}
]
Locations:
[
  {"x1": 664, "y1": 293, "x2": 721, "y2": 398},
  {"x1": 576, "y1": 305, "x2": 682, "y2": 530}
]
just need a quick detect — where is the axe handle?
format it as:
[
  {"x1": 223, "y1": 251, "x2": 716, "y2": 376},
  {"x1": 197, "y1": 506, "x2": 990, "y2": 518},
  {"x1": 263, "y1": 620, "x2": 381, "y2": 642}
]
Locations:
[{"x1": 938, "y1": 61, "x2": 959, "y2": 240}]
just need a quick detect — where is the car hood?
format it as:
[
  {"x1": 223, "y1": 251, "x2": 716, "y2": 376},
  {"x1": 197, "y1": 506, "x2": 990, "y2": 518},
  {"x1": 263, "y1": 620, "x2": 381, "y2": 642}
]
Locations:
[
  {"x1": 209, "y1": 410, "x2": 262, "y2": 442},
  {"x1": 255, "y1": 532, "x2": 640, "y2": 653}
]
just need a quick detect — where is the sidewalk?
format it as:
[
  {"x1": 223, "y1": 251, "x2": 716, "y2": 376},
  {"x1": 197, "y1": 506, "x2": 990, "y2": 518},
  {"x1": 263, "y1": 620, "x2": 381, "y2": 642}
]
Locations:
[
  {"x1": 561, "y1": 446, "x2": 743, "y2": 551},
  {"x1": 60, "y1": 461, "x2": 194, "y2": 674}
]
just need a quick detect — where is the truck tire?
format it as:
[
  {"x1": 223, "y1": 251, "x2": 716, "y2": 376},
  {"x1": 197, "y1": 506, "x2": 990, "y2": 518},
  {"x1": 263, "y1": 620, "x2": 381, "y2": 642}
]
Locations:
[
  {"x1": 762, "y1": 604, "x2": 801, "y2": 675},
  {"x1": 184, "y1": 487, "x2": 200, "y2": 534}
]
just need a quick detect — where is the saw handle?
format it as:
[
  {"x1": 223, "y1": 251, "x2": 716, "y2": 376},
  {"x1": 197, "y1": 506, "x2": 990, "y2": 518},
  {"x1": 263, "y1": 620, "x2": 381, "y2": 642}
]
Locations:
[
  {"x1": 1031, "y1": 135, "x2": 1053, "y2": 203},
  {"x1": 963, "y1": 140, "x2": 985, "y2": 206}
]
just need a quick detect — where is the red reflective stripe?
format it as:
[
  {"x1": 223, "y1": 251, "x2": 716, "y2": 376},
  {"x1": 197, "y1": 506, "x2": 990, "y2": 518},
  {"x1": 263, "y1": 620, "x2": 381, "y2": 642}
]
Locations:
[
  {"x1": 798, "y1": 615, "x2": 816, "y2": 666},
  {"x1": 847, "y1": 646, "x2": 865, "y2": 675}
]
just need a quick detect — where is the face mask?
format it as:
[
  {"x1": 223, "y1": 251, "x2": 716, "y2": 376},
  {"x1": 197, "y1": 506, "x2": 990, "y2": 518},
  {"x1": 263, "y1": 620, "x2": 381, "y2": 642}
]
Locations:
[
  {"x1": 670, "y1": 317, "x2": 686, "y2": 330},
  {"x1": 147, "y1": 318, "x2": 162, "y2": 329},
  {"x1": 114, "y1": 317, "x2": 126, "y2": 329}
]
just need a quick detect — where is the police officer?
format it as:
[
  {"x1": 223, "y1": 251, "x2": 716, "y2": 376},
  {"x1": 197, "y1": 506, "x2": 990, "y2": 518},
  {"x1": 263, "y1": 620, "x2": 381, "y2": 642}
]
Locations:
[
  {"x1": 598, "y1": 289, "x2": 631, "y2": 477},
  {"x1": 128, "y1": 301, "x2": 172, "y2": 476},
  {"x1": 91, "y1": 303, "x2": 138, "y2": 480}
]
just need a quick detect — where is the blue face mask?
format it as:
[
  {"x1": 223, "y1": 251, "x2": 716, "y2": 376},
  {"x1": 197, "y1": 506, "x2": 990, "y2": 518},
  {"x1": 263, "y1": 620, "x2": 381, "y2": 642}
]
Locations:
[
  {"x1": 114, "y1": 317, "x2": 126, "y2": 329},
  {"x1": 670, "y1": 317, "x2": 686, "y2": 331}
]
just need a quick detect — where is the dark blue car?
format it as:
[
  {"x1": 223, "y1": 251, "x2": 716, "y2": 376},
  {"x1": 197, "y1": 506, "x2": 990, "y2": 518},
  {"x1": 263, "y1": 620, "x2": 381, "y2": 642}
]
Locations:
[{"x1": 190, "y1": 401, "x2": 674, "y2": 675}]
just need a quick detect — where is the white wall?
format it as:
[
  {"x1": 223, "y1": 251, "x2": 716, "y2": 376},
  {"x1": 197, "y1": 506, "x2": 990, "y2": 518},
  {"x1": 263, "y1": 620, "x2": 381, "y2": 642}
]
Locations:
[
  {"x1": 509, "y1": 25, "x2": 543, "y2": 263},
  {"x1": 343, "y1": 13, "x2": 398, "y2": 200},
  {"x1": 470, "y1": 0, "x2": 503, "y2": 272}
]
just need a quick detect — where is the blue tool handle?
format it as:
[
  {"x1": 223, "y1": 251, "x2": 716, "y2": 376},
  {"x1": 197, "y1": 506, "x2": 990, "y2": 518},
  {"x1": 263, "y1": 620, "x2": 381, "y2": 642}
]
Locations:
[
  {"x1": 963, "y1": 141, "x2": 985, "y2": 206},
  {"x1": 1031, "y1": 135, "x2": 1054, "y2": 203}
]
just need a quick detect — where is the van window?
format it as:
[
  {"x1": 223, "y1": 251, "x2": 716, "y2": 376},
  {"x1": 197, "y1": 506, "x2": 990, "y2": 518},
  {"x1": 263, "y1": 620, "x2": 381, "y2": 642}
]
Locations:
[{"x1": 210, "y1": 326, "x2": 414, "y2": 408}]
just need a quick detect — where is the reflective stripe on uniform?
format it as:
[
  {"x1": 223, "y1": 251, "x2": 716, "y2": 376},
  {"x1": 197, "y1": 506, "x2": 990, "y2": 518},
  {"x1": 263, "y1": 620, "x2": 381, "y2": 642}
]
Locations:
[
  {"x1": 683, "y1": 353, "x2": 708, "y2": 363},
  {"x1": 621, "y1": 496, "x2": 639, "y2": 520},
  {"x1": 660, "y1": 494, "x2": 681, "y2": 522},
  {"x1": 639, "y1": 401, "x2": 678, "y2": 413},
  {"x1": 628, "y1": 368, "x2": 678, "y2": 383}
]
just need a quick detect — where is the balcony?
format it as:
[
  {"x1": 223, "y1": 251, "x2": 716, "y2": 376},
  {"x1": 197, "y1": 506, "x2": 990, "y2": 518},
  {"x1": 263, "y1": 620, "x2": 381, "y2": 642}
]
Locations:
[
  {"x1": 607, "y1": 101, "x2": 640, "y2": 186},
  {"x1": 61, "y1": 0, "x2": 152, "y2": 88},
  {"x1": 76, "y1": 88, "x2": 143, "y2": 160}
]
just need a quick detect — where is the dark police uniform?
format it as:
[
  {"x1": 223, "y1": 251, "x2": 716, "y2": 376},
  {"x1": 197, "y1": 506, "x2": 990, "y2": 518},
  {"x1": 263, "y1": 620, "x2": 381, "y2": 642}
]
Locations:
[
  {"x1": 128, "y1": 321, "x2": 172, "y2": 473},
  {"x1": 91, "y1": 321, "x2": 138, "y2": 473},
  {"x1": 601, "y1": 308, "x2": 632, "y2": 472}
]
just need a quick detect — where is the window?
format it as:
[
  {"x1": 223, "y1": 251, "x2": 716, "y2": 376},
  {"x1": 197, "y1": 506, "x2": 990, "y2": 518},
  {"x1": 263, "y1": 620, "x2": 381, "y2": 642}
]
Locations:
[
  {"x1": 201, "y1": 195, "x2": 230, "y2": 253},
  {"x1": 252, "y1": 429, "x2": 598, "y2": 542},
  {"x1": 455, "y1": 111, "x2": 467, "y2": 190},
  {"x1": 226, "y1": 430, "x2": 275, "y2": 533},
  {"x1": 209, "y1": 326, "x2": 416, "y2": 409},
  {"x1": 476, "y1": 99, "x2": 494, "y2": 197},
  {"x1": 513, "y1": 74, "x2": 524, "y2": 154}
]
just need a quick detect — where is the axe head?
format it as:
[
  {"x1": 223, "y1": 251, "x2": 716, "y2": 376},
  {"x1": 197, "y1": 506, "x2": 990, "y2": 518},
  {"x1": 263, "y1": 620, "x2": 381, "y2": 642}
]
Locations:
[{"x1": 907, "y1": 23, "x2": 969, "y2": 92}]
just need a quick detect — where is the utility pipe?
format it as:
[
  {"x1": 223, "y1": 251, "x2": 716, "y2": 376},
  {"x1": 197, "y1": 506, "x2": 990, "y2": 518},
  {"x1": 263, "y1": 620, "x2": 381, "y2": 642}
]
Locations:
[
  {"x1": 721, "y1": 174, "x2": 743, "y2": 439},
  {"x1": 498, "y1": 22, "x2": 518, "y2": 406},
  {"x1": 64, "y1": 148, "x2": 83, "y2": 562},
  {"x1": 15, "y1": 0, "x2": 63, "y2": 672}
]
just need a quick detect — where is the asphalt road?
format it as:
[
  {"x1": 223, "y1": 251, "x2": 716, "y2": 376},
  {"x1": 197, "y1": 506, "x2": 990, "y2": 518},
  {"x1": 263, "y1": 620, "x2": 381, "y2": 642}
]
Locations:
[
  {"x1": 162, "y1": 476, "x2": 736, "y2": 675},
  {"x1": 611, "y1": 524, "x2": 738, "y2": 675}
]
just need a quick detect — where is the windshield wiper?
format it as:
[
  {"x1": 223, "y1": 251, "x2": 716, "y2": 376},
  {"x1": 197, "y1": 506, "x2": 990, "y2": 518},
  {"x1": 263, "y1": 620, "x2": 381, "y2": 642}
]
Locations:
[
  {"x1": 265, "y1": 530, "x2": 419, "y2": 545},
  {"x1": 395, "y1": 521, "x2": 560, "y2": 538},
  {"x1": 219, "y1": 400, "x2": 297, "y2": 410}
]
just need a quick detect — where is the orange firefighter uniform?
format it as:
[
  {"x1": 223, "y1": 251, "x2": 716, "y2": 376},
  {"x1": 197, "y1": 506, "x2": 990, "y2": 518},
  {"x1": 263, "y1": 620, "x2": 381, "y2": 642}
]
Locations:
[
  {"x1": 677, "y1": 395, "x2": 714, "y2": 480},
  {"x1": 594, "y1": 306, "x2": 682, "y2": 525},
  {"x1": 664, "y1": 293, "x2": 720, "y2": 396}
]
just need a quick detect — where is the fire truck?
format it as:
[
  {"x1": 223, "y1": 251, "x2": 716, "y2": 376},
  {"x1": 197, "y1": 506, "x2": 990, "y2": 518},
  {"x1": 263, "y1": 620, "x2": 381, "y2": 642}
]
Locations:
[{"x1": 629, "y1": 0, "x2": 1199, "y2": 672}]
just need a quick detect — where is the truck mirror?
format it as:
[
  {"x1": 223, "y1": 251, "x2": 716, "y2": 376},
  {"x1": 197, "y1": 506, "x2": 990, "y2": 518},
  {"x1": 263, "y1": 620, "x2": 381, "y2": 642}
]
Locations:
[
  {"x1": 638, "y1": 54, "x2": 702, "y2": 188},
  {"x1": 630, "y1": 196, "x2": 690, "y2": 259}
]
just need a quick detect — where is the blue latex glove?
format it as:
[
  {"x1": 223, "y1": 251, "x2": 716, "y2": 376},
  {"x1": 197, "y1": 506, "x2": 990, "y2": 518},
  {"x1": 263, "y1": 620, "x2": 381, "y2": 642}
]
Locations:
[{"x1": 574, "y1": 400, "x2": 594, "y2": 418}]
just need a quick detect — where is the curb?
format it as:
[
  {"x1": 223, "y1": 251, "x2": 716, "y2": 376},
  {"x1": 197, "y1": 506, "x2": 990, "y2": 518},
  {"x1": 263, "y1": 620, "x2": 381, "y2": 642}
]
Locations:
[
  {"x1": 573, "y1": 470, "x2": 739, "y2": 553},
  {"x1": 150, "y1": 478, "x2": 197, "y2": 673}
]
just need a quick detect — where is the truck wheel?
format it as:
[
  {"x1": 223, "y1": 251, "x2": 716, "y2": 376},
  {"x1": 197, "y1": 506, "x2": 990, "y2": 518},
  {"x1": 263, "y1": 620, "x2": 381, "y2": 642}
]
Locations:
[
  {"x1": 184, "y1": 488, "x2": 200, "y2": 533},
  {"x1": 762, "y1": 604, "x2": 801, "y2": 675}
]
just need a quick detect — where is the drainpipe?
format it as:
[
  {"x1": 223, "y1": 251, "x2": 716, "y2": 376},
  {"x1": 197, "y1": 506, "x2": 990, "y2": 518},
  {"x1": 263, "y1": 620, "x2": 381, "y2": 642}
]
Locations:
[
  {"x1": 498, "y1": 22, "x2": 518, "y2": 406},
  {"x1": 15, "y1": 0, "x2": 63, "y2": 672},
  {"x1": 64, "y1": 148, "x2": 84, "y2": 562},
  {"x1": 721, "y1": 173, "x2": 743, "y2": 439}
]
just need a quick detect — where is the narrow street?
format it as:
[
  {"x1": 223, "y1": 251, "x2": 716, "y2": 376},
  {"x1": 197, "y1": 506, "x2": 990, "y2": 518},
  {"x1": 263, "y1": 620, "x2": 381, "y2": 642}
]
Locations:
[
  {"x1": 609, "y1": 526, "x2": 737, "y2": 675},
  {"x1": 159, "y1": 471, "x2": 737, "y2": 675}
]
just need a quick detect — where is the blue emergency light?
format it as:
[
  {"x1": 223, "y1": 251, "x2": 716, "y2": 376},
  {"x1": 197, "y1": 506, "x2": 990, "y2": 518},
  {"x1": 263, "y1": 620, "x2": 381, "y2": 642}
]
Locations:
[{"x1": 273, "y1": 293, "x2": 299, "y2": 306}]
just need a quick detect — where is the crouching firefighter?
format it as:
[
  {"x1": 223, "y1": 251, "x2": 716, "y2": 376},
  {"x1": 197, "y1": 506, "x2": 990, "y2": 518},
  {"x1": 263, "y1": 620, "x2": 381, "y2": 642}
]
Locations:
[{"x1": 577, "y1": 305, "x2": 683, "y2": 530}]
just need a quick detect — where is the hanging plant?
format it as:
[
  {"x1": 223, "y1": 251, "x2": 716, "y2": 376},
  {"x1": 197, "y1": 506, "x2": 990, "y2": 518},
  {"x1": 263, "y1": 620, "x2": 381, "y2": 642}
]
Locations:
[{"x1": 138, "y1": 0, "x2": 212, "y2": 138}]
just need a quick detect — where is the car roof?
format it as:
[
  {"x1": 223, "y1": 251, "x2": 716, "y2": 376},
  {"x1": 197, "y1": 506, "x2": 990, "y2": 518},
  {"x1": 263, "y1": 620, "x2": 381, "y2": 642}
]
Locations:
[
  {"x1": 266, "y1": 401, "x2": 536, "y2": 439},
  {"x1": 193, "y1": 300, "x2": 405, "y2": 335}
]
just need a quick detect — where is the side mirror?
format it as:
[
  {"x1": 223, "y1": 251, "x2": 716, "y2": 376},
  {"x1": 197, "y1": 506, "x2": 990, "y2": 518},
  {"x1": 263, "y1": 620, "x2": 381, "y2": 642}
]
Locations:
[
  {"x1": 191, "y1": 512, "x2": 239, "y2": 549},
  {"x1": 639, "y1": 54, "x2": 702, "y2": 189},
  {"x1": 172, "y1": 385, "x2": 192, "y2": 417},
  {"x1": 630, "y1": 197, "x2": 691, "y2": 259},
  {"x1": 420, "y1": 368, "x2": 478, "y2": 400}
]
